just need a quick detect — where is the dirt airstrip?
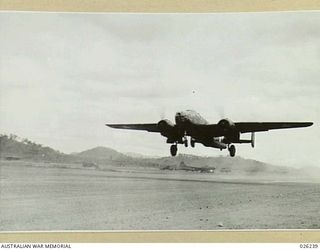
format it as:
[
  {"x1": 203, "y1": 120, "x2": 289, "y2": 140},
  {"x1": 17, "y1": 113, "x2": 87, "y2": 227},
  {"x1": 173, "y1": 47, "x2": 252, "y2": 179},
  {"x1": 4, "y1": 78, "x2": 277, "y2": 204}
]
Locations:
[{"x1": 1, "y1": 161, "x2": 320, "y2": 231}]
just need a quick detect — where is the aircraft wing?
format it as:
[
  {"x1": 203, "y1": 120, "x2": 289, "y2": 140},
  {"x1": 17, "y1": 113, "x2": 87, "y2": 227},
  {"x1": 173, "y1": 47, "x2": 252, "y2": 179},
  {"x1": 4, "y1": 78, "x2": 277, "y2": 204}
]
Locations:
[
  {"x1": 191, "y1": 122, "x2": 313, "y2": 137},
  {"x1": 107, "y1": 121, "x2": 313, "y2": 135},
  {"x1": 234, "y1": 122, "x2": 313, "y2": 133},
  {"x1": 106, "y1": 123, "x2": 160, "y2": 132}
]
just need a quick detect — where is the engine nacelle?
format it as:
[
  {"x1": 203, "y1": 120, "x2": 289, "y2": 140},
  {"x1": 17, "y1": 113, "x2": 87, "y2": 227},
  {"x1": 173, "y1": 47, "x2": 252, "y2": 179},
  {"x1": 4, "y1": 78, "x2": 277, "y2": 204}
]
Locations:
[
  {"x1": 157, "y1": 119, "x2": 176, "y2": 137},
  {"x1": 218, "y1": 119, "x2": 239, "y2": 142},
  {"x1": 218, "y1": 118, "x2": 235, "y2": 130}
]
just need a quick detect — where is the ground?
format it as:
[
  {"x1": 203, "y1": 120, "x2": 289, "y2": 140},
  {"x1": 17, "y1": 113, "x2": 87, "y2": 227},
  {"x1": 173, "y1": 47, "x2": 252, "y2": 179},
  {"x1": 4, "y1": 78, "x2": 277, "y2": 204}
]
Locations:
[{"x1": 0, "y1": 161, "x2": 320, "y2": 231}]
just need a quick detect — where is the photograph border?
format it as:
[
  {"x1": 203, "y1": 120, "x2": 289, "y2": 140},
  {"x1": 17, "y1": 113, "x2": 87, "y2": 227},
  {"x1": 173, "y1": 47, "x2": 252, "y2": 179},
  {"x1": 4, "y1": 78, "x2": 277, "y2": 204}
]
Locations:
[{"x1": 0, "y1": 0, "x2": 319, "y2": 243}]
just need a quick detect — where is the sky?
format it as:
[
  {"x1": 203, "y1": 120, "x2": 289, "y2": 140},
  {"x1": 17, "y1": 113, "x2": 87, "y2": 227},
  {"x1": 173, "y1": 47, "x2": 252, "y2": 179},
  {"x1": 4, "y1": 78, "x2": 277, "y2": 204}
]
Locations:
[{"x1": 0, "y1": 11, "x2": 319, "y2": 168}]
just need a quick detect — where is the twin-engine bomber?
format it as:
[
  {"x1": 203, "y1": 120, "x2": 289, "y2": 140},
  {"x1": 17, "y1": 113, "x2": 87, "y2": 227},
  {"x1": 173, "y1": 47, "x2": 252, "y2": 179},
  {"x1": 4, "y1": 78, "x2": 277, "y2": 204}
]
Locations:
[{"x1": 106, "y1": 110, "x2": 313, "y2": 157}]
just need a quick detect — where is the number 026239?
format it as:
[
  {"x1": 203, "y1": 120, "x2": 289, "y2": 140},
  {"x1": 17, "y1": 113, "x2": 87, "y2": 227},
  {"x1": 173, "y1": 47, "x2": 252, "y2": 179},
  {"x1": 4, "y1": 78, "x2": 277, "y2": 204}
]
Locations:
[{"x1": 300, "y1": 244, "x2": 319, "y2": 249}]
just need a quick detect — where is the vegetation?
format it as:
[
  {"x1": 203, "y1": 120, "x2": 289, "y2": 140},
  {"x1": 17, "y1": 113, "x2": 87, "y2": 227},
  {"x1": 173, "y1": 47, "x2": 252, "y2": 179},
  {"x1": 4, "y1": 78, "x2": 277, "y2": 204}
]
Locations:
[{"x1": 0, "y1": 134, "x2": 71, "y2": 162}]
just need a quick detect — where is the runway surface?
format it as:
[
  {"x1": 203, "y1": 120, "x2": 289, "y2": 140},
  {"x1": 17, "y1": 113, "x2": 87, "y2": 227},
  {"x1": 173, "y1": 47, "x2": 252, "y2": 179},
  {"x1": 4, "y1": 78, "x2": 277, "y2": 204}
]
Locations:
[{"x1": 1, "y1": 161, "x2": 320, "y2": 231}]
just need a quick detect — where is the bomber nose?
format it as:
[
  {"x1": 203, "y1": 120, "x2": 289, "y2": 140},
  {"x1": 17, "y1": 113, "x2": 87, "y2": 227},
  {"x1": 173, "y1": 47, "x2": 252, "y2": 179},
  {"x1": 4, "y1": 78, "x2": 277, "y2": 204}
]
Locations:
[{"x1": 175, "y1": 112, "x2": 186, "y2": 124}]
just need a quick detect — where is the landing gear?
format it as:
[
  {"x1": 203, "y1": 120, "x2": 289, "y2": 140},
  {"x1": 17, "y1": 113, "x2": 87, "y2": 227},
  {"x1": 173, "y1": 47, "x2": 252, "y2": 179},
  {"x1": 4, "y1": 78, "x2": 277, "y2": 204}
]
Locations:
[
  {"x1": 183, "y1": 137, "x2": 188, "y2": 147},
  {"x1": 228, "y1": 144, "x2": 236, "y2": 157},
  {"x1": 170, "y1": 144, "x2": 178, "y2": 156},
  {"x1": 190, "y1": 138, "x2": 195, "y2": 148}
]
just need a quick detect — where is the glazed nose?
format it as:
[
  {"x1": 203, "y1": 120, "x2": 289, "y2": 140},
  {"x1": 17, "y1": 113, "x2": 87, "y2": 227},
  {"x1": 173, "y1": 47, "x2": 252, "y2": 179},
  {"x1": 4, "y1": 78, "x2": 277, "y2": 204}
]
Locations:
[{"x1": 175, "y1": 113, "x2": 185, "y2": 123}]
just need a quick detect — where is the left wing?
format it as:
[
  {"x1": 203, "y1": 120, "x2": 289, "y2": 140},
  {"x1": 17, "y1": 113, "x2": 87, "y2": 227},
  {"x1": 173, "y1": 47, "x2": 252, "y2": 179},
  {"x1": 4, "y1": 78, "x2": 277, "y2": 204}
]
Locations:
[
  {"x1": 187, "y1": 122, "x2": 313, "y2": 137},
  {"x1": 106, "y1": 123, "x2": 160, "y2": 133},
  {"x1": 234, "y1": 122, "x2": 313, "y2": 133}
]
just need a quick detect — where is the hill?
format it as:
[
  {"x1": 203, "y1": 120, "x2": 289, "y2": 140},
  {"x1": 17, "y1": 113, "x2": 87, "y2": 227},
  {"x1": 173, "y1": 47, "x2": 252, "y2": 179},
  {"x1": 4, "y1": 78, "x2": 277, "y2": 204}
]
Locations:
[
  {"x1": 75, "y1": 146, "x2": 129, "y2": 161},
  {"x1": 1, "y1": 133, "x2": 317, "y2": 177},
  {"x1": 0, "y1": 134, "x2": 74, "y2": 162}
]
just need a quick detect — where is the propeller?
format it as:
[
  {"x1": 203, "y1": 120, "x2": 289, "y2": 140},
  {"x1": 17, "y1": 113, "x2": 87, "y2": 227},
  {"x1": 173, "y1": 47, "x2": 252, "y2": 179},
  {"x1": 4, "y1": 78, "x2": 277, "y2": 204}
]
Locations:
[
  {"x1": 216, "y1": 105, "x2": 225, "y2": 120},
  {"x1": 160, "y1": 108, "x2": 166, "y2": 120},
  {"x1": 156, "y1": 106, "x2": 167, "y2": 120}
]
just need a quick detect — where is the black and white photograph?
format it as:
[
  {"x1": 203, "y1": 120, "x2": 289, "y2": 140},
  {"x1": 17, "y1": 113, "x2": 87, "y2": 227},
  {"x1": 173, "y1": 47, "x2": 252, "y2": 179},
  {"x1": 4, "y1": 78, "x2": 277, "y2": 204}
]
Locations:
[{"x1": 0, "y1": 11, "x2": 319, "y2": 231}]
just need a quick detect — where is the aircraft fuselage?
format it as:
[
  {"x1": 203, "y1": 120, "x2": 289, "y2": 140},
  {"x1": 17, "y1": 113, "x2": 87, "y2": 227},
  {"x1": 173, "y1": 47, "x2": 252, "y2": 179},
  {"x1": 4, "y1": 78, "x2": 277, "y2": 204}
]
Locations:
[
  {"x1": 174, "y1": 110, "x2": 228, "y2": 150},
  {"x1": 175, "y1": 110, "x2": 209, "y2": 127}
]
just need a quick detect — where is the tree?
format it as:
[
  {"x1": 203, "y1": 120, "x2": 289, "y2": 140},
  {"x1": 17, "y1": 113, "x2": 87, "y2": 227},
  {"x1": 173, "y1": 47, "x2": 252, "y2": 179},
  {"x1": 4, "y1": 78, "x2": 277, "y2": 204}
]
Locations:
[{"x1": 9, "y1": 134, "x2": 18, "y2": 140}]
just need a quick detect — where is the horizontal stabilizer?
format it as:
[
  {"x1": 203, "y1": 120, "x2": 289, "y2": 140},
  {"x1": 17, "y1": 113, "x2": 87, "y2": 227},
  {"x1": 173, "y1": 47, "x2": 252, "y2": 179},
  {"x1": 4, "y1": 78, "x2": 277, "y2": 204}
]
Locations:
[{"x1": 238, "y1": 139, "x2": 252, "y2": 143}]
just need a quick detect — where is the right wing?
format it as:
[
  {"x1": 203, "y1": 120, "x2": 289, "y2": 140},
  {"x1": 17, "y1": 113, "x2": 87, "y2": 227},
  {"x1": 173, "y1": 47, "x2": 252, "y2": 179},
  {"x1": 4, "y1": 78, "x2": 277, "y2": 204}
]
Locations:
[{"x1": 106, "y1": 123, "x2": 160, "y2": 133}]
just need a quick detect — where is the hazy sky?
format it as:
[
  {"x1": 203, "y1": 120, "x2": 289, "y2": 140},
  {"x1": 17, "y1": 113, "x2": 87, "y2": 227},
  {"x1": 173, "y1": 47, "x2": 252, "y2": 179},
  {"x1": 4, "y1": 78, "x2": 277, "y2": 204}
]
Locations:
[{"x1": 0, "y1": 12, "x2": 319, "y2": 167}]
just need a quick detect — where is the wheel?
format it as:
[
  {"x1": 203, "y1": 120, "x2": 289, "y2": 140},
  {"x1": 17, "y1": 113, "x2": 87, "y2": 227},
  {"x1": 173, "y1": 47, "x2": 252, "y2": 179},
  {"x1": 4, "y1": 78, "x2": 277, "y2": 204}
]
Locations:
[
  {"x1": 170, "y1": 144, "x2": 178, "y2": 156},
  {"x1": 190, "y1": 138, "x2": 195, "y2": 148},
  {"x1": 229, "y1": 145, "x2": 236, "y2": 157},
  {"x1": 228, "y1": 145, "x2": 236, "y2": 157}
]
